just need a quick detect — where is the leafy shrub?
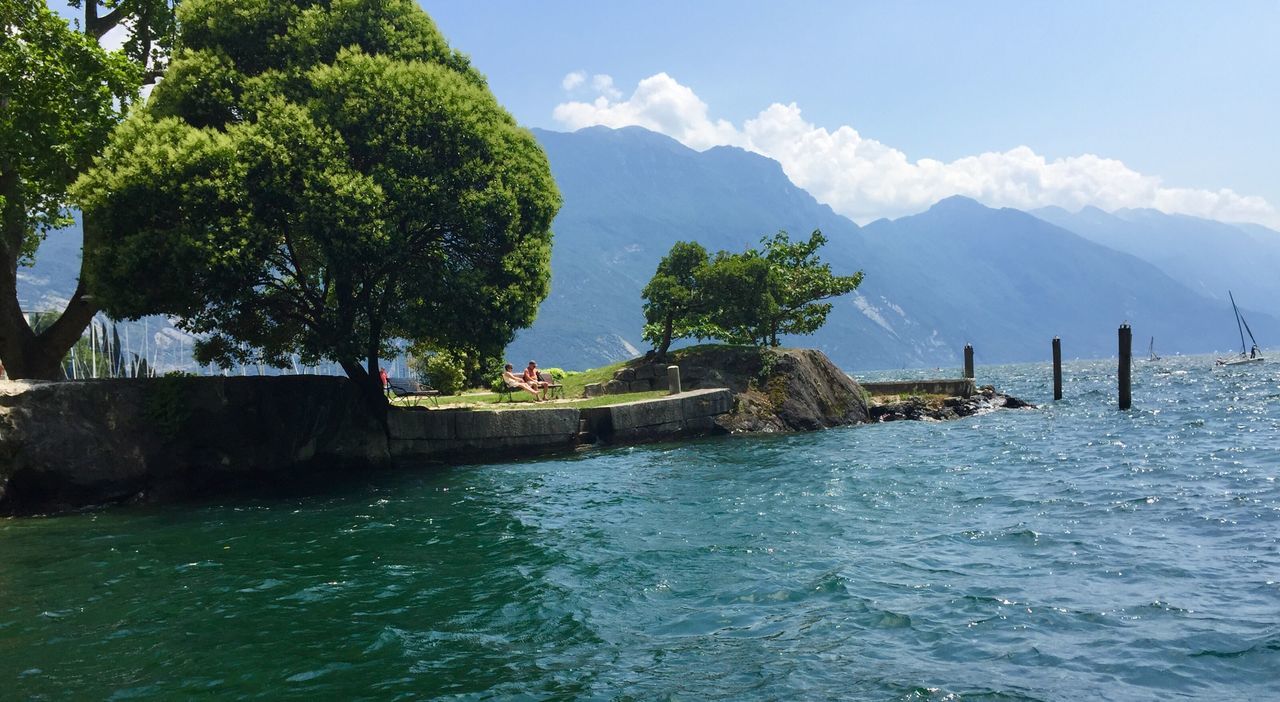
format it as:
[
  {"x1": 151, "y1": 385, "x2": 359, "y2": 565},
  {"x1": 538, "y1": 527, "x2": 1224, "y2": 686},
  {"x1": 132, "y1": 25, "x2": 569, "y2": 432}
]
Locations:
[
  {"x1": 473, "y1": 355, "x2": 507, "y2": 389},
  {"x1": 541, "y1": 367, "x2": 567, "y2": 380},
  {"x1": 411, "y1": 350, "x2": 466, "y2": 395}
]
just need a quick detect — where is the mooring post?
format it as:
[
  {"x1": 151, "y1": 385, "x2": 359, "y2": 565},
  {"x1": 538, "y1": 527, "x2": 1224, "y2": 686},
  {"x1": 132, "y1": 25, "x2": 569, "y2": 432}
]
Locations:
[
  {"x1": 1052, "y1": 337, "x2": 1062, "y2": 401},
  {"x1": 1118, "y1": 324, "x2": 1132, "y2": 410},
  {"x1": 667, "y1": 365, "x2": 681, "y2": 395},
  {"x1": 963, "y1": 344, "x2": 974, "y2": 379}
]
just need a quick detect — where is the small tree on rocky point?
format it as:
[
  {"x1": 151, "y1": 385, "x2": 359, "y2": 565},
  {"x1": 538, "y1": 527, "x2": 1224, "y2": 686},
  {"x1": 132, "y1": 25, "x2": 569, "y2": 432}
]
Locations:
[
  {"x1": 641, "y1": 241, "x2": 709, "y2": 358},
  {"x1": 753, "y1": 230, "x2": 862, "y2": 346},
  {"x1": 642, "y1": 230, "x2": 861, "y2": 351}
]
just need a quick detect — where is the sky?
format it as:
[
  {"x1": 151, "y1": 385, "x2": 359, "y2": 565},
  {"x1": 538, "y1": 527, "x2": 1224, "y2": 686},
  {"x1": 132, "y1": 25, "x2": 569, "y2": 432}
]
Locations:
[{"x1": 424, "y1": 1, "x2": 1280, "y2": 227}]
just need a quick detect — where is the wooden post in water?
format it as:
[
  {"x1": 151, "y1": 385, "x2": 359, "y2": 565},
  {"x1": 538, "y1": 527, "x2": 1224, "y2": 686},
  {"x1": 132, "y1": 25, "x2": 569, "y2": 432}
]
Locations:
[
  {"x1": 1052, "y1": 337, "x2": 1062, "y2": 401},
  {"x1": 1118, "y1": 324, "x2": 1132, "y2": 410},
  {"x1": 963, "y1": 344, "x2": 974, "y2": 379}
]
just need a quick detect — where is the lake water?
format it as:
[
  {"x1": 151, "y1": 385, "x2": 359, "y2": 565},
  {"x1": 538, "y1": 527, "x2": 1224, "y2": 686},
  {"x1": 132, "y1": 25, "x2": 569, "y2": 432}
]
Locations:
[{"x1": 2, "y1": 355, "x2": 1278, "y2": 700}]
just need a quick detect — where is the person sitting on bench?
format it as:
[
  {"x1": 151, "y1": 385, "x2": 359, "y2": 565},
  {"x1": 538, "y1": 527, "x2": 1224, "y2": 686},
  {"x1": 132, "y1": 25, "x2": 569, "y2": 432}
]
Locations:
[
  {"x1": 502, "y1": 364, "x2": 544, "y2": 402},
  {"x1": 522, "y1": 360, "x2": 551, "y2": 400}
]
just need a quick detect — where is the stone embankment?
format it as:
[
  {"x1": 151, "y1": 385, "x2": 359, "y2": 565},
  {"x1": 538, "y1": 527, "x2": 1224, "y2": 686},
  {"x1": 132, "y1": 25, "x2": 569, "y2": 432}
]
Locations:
[
  {"x1": 387, "y1": 388, "x2": 731, "y2": 458},
  {"x1": 0, "y1": 377, "x2": 732, "y2": 515},
  {"x1": 0, "y1": 347, "x2": 1030, "y2": 515},
  {"x1": 0, "y1": 377, "x2": 388, "y2": 514}
]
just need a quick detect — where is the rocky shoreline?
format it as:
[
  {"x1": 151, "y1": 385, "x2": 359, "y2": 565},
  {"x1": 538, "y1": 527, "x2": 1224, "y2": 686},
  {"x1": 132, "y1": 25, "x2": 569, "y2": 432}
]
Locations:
[{"x1": 867, "y1": 385, "x2": 1035, "y2": 422}]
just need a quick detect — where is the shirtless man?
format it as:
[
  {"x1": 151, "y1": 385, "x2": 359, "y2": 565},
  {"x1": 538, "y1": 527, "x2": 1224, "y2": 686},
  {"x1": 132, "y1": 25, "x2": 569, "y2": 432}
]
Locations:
[
  {"x1": 502, "y1": 364, "x2": 543, "y2": 402},
  {"x1": 522, "y1": 360, "x2": 550, "y2": 400}
]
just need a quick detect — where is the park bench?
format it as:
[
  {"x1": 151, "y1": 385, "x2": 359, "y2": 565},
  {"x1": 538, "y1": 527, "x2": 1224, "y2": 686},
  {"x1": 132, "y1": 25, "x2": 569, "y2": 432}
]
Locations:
[
  {"x1": 388, "y1": 377, "x2": 440, "y2": 407},
  {"x1": 538, "y1": 371, "x2": 564, "y2": 400},
  {"x1": 496, "y1": 377, "x2": 522, "y2": 403}
]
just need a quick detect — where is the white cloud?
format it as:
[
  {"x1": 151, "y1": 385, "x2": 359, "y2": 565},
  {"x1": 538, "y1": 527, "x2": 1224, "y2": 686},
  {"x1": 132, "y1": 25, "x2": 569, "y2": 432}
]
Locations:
[
  {"x1": 561, "y1": 70, "x2": 587, "y2": 91},
  {"x1": 553, "y1": 73, "x2": 741, "y2": 151},
  {"x1": 552, "y1": 73, "x2": 1280, "y2": 228},
  {"x1": 561, "y1": 71, "x2": 624, "y2": 100},
  {"x1": 589, "y1": 73, "x2": 622, "y2": 100}
]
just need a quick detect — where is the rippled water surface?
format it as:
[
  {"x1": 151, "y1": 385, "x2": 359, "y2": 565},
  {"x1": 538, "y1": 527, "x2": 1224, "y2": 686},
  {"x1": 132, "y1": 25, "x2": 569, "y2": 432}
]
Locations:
[{"x1": 3, "y1": 356, "x2": 1279, "y2": 700}]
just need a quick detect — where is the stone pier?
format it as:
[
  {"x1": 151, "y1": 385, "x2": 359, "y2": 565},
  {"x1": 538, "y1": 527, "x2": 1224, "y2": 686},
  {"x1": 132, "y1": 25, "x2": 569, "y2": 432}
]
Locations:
[{"x1": 0, "y1": 378, "x2": 734, "y2": 513}]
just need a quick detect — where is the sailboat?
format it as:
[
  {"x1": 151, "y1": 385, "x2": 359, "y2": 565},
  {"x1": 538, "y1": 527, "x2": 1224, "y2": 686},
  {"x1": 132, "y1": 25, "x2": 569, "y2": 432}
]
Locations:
[
  {"x1": 1216, "y1": 291, "x2": 1264, "y2": 366},
  {"x1": 1147, "y1": 336, "x2": 1160, "y2": 362}
]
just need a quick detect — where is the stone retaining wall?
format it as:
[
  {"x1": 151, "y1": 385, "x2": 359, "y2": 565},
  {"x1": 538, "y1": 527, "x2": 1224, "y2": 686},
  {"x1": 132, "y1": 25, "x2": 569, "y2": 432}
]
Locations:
[
  {"x1": 0, "y1": 378, "x2": 733, "y2": 514},
  {"x1": 584, "y1": 360, "x2": 736, "y2": 397},
  {"x1": 859, "y1": 379, "x2": 976, "y2": 398},
  {"x1": 580, "y1": 389, "x2": 733, "y2": 442},
  {"x1": 388, "y1": 407, "x2": 581, "y2": 458}
]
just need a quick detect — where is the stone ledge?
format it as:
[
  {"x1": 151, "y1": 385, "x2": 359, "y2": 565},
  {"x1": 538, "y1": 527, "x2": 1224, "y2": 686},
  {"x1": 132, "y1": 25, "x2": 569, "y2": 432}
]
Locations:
[
  {"x1": 581, "y1": 388, "x2": 732, "y2": 442},
  {"x1": 860, "y1": 379, "x2": 976, "y2": 398}
]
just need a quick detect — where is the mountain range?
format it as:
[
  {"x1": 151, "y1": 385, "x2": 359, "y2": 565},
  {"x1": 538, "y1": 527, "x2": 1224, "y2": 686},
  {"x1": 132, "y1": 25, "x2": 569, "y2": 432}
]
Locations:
[
  {"x1": 506, "y1": 126, "x2": 1277, "y2": 370},
  {"x1": 18, "y1": 125, "x2": 1279, "y2": 373}
]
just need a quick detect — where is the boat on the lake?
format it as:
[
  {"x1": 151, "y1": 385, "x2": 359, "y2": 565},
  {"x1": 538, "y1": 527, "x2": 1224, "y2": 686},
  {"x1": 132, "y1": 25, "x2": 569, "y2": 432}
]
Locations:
[
  {"x1": 1216, "y1": 291, "x2": 1264, "y2": 366},
  {"x1": 1147, "y1": 336, "x2": 1160, "y2": 362}
]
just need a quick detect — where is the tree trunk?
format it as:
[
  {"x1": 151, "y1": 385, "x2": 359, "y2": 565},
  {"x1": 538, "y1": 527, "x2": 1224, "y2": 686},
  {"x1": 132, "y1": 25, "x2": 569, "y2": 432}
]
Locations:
[
  {"x1": 341, "y1": 357, "x2": 388, "y2": 427},
  {"x1": 0, "y1": 173, "x2": 102, "y2": 380},
  {"x1": 656, "y1": 314, "x2": 674, "y2": 359}
]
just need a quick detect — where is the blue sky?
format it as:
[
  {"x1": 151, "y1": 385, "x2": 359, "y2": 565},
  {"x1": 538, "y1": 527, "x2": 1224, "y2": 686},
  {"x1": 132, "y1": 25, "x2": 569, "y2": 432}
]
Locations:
[{"x1": 425, "y1": 1, "x2": 1280, "y2": 225}]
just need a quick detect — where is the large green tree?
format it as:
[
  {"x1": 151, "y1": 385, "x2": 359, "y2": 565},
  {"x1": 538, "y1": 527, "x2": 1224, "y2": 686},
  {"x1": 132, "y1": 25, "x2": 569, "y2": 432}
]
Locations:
[
  {"x1": 0, "y1": 0, "x2": 176, "y2": 379},
  {"x1": 74, "y1": 0, "x2": 560, "y2": 403}
]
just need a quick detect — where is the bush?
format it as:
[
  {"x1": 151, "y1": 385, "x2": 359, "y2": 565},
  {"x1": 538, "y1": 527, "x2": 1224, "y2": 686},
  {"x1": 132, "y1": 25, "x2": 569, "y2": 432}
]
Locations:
[
  {"x1": 411, "y1": 351, "x2": 466, "y2": 395},
  {"x1": 473, "y1": 355, "x2": 507, "y2": 389},
  {"x1": 541, "y1": 367, "x2": 567, "y2": 381}
]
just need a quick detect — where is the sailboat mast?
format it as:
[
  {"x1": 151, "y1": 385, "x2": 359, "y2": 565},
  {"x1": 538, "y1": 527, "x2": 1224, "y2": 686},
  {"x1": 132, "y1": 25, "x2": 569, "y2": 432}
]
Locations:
[
  {"x1": 1241, "y1": 314, "x2": 1260, "y2": 348},
  {"x1": 1229, "y1": 290, "x2": 1247, "y2": 354}
]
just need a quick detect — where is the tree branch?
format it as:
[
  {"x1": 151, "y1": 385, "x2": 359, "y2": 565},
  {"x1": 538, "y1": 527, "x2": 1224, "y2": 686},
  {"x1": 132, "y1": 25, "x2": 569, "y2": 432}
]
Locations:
[{"x1": 86, "y1": 3, "x2": 124, "y2": 39}]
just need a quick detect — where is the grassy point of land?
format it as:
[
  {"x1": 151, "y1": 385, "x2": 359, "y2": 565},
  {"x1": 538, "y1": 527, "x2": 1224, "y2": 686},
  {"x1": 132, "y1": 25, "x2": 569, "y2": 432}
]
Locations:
[
  {"x1": 392, "y1": 389, "x2": 670, "y2": 410},
  {"x1": 391, "y1": 344, "x2": 764, "y2": 411}
]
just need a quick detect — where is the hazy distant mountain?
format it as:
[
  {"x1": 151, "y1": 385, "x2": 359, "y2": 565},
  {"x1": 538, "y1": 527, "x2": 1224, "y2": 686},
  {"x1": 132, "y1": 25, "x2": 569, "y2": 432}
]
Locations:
[
  {"x1": 1031, "y1": 206, "x2": 1280, "y2": 315},
  {"x1": 853, "y1": 197, "x2": 1265, "y2": 365},
  {"x1": 510, "y1": 126, "x2": 1276, "y2": 370},
  {"x1": 17, "y1": 221, "x2": 83, "y2": 313},
  {"x1": 18, "y1": 220, "x2": 195, "y2": 373},
  {"x1": 506, "y1": 126, "x2": 898, "y2": 369}
]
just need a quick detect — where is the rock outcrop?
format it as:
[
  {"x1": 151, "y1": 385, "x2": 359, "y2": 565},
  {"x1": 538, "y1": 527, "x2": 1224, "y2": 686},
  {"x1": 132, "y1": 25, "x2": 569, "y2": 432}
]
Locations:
[{"x1": 625, "y1": 347, "x2": 871, "y2": 433}]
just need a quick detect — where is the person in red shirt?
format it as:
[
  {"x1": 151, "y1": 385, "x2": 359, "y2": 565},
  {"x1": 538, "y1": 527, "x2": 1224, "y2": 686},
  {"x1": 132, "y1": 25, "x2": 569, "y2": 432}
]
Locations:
[
  {"x1": 379, "y1": 367, "x2": 390, "y2": 395},
  {"x1": 502, "y1": 364, "x2": 544, "y2": 402}
]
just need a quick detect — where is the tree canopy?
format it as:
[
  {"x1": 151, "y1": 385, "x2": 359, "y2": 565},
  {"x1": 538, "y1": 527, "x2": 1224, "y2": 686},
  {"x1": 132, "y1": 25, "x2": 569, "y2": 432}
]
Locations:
[
  {"x1": 754, "y1": 230, "x2": 863, "y2": 346},
  {"x1": 74, "y1": 0, "x2": 560, "y2": 394},
  {"x1": 641, "y1": 230, "x2": 862, "y2": 352},
  {"x1": 641, "y1": 240, "x2": 709, "y2": 358},
  {"x1": 0, "y1": 0, "x2": 177, "y2": 379}
]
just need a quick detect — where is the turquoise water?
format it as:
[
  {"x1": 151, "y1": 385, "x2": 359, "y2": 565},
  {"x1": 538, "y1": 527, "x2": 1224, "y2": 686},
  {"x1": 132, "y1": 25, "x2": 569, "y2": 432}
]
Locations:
[{"x1": 3, "y1": 356, "x2": 1278, "y2": 700}]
